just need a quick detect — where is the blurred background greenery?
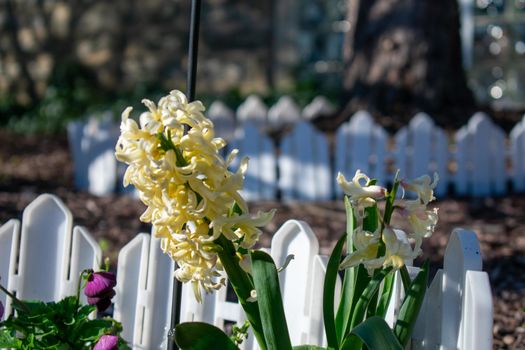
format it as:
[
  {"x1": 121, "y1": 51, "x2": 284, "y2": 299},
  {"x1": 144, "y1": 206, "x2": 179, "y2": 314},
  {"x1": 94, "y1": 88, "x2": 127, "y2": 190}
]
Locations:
[{"x1": 1, "y1": 0, "x2": 524, "y2": 134}]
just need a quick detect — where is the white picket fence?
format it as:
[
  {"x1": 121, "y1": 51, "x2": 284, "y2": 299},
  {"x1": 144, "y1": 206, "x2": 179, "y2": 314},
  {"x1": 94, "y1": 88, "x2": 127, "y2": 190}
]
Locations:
[
  {"x1": 0, "y1": 194, "x2": 493, "y2": 349},
  {"x1": 68, "y1": 96, "x2": 525, "y2": 200}
]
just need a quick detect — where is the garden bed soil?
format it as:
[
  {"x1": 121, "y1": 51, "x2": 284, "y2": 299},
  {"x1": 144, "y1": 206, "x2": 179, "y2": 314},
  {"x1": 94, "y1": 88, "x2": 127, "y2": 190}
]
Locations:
[{"x1": 0, "y1": 129, "x2": 523, "y2": 349}]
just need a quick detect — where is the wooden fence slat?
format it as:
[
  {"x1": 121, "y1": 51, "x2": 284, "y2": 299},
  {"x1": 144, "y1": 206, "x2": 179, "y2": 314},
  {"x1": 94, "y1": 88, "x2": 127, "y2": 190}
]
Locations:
[
  {"x1": 454, "y1": 126, "x2": 470, "y2": 195},
  {"x1": 0, "y1": 219, "x2": 20, "y2": 319},
  {"x1": 510, "y1": 117, "x2": 525, "y2": 191},
  {"x1": 411, "y1": 269, "x2": 443, "y2": 349},
  {"x1": 461, "y1": 271, "x2": 493, "y2": 350},
  {"x1": 68, "y1": 226, "x2": 102, "y2": 302},
  {"x1": 114, "y1": 234, "x2": 150, "y2": 349},
  {"x1": 302, "y1": 96, "x2": 335, "y2": 120},
  {"x1": 440, "y1": 228, "x2": 483, "y2": 350},
  {"x1": 237, "y1": 95, "x2": 268, "y2": 129},
  {"x1": 279, "y1": 121, "x2": 331, "y2": 200},
  {"x1": 17, "y1": 194, "x2": 73, "y2": 302},
  {"x1": 231, "y1": 122, "x2": 276, "y2": 201},
  {"x1": 268, "y1": 96, "x2": 301, "y2": 128},
  {"x1": 270, "y1": 220, "x2": 320, "y2": 345},
  {"x1": 115, "y1": 233, "x2": 175, "y2": 350},
  {"x1": 67, "y1": 115, "x2": 119, "y2": 196},
  {"x1": 208, "y1": 101, "x2": 236, "y2": 142}
]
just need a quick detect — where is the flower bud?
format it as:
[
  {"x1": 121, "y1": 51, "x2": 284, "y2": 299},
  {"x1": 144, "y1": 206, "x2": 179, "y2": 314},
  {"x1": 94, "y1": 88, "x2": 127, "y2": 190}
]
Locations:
[
  {"x1": 84, "y1": 271, "x2": 117, "y2": 312},
  {"x1": 93, "y1": 334, "x2": 119, "y2": 350}
]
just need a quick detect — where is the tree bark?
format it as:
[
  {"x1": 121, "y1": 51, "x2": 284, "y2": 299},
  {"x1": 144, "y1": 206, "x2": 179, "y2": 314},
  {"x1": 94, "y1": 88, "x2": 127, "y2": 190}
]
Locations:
[{"x1": 342, "y1": 0, "x2": 475, "y2": 130}]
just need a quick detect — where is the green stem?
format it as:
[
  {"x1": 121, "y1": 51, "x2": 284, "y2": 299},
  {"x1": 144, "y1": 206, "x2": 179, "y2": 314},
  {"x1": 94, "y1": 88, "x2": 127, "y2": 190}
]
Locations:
[
  {"x1": 75, "y1": 270, "x2": 90, "y2": 315},
  {"x1": 399, "y1": 265, "x2": 411, "y2": 291},
  {"x1": 348, "y1": 268, "x2": 392, "y2": 334},
  {"x1": 0, "y1": 283, "x2": 29, "y2": 313},
  {"x1": 215, "y1": 235, "x2": 267, "y2": 350}
]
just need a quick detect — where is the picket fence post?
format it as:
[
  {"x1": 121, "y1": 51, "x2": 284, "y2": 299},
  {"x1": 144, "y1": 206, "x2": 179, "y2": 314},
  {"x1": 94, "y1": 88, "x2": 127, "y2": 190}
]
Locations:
[
  {"x1": 67, "y1": 114, "x2": 119, "y2": 196},
  {"x1": 454, "y1": 113, "x2": 507, "y2": 196},
  {"x1": 0, "y1": 194, "x2": 101, "y2": 319},
  {"x1": 510, "y1": 115, "x2": 525, "y2": 192},
  {"x1": 395, "y1": 113, "x2": 449, "y2": 196},
  {"x1": 279, "y1": 121, "x2": 332, "y2": 201},
  {"x1": 0, "y1": 194, "x2": 493, "y2": 350},
  {"x1": 335, "y1": 111, "x2": 388, "y2": 196}
]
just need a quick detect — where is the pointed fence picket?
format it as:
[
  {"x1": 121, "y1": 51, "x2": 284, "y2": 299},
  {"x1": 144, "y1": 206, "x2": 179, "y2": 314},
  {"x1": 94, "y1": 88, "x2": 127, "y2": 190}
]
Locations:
[
  {"x1": 454, "y1": 113, "x2": 507, "y2": 196},
  {"x1": 237, "y1": 95, "x2": 268, "y2": 130},
  {"x1": 67, "y1": 100, "x2": 524, "y2": 198},
  {"x1": 114, "y1": 233, "x2": 175, "y2": 350},
  {"x1": 510, "y1": 116, "x2": 525, "y2": 192},
  {"x1": 335, "y1": 111, "x2": 388, "y2": 196},
  {"x1": 208, "y1": 101, "x2": 236, "y2": 142},
  {"x1": 230, "y1": 122, "x2": 277, "y2": 201},
  {"x1": 395, "y1": 113, "x2": 449, "y2": 196},
  {"x1": 0, "y1": 194, "x2": 101, "y2": 319},
  {"x1": 67, "y1": 114, "x2": 120, "y2": 196},
  {"x1": 302, "y1": 96, "x2": 336, "y2": 121},
  {"x1": 0, "y1": 194, "x2": 493, "y2": 350},
  {"x1": 267, "y1": 96, "x2": 302, "y2": 129},
  {"x1": 279, "y1": 121, "x2": 332, "y2": 201}
]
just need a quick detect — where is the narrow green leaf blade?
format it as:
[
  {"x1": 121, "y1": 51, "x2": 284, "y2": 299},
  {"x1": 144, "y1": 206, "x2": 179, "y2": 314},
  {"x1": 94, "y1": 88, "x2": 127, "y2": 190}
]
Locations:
[
  {"x1": 335, "y1": 198, "x2": 355, "y2": 343},
  {"x1": 341, "y1": 316, "x2": 404, "y2": 350},
  {"x1": 174, "y1": 322, "x2": 238, "y2": 350},
  {"x1": 394, "y1": 261, "x2": 429, "y2": 347},
  {"x1": 375, "y1": 272, "x2": 395, "y2": 317},
  {"x1": 323, "y1": 233, "x2": 346, "y2": 350},
  {"x1": 252, "y1": 251, "x2": 293, "y2": 350},
  {"x1": 293, "y1": 346, "x2": 330, "y2": 350},
  {"x1": 348, "y1": 268, "x2": 392, "y2": 334}
]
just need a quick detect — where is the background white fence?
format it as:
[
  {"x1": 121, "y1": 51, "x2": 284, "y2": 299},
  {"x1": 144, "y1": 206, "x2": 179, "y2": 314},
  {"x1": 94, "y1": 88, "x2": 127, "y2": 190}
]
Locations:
[
  {"x1": 0, "y1": 194, "x2": 493, "y2": 349},
  {"x1": 68, "y1": 95, "x2": 525, "y2": 199}
]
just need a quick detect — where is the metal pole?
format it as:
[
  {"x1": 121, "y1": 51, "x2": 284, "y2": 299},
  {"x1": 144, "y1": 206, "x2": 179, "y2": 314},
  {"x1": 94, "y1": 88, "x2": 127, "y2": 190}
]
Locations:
[
  {"x1": 169, "y1": 1, "x2": 202, "y2": 348},
  {"x1": 186, "y1": 0, "x2": 202, "y2": 102}
]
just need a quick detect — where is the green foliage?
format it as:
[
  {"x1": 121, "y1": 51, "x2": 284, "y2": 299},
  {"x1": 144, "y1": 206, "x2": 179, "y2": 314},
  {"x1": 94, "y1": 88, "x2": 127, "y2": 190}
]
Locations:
[
  {"x1": 251, "y1": 251, "x2": 293, "y2": 350},
  {"x1": 0, "y1": 296, "x2": 128, "y2": 349},
  {"x1": 394, "y1": 261, "x2": 429, "y2": 347},
  {"x1": 324, "y1": 233, "x2": 347, "y2": 349},
  {"x1": 175, "y1": 322, "x2": 238, "y2": 350},
  {"x1": 340, "y1": 317, "x2": 403, "y2": 350}
]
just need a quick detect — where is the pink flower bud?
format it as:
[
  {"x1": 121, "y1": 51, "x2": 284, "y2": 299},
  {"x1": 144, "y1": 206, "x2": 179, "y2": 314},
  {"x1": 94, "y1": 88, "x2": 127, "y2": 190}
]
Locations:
[
  {"x1": 93, "y1": 334, "x2": 119, "y2": 350},
  {"x1": 84, "y1": 272, "x2": 116, "y2": 312}
]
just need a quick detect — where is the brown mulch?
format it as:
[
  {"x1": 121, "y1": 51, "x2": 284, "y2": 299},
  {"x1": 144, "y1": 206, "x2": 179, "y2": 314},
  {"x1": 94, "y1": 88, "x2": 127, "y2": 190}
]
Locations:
[{"x1": 0, "y1": 129, "x2": 523, "y2": 349}]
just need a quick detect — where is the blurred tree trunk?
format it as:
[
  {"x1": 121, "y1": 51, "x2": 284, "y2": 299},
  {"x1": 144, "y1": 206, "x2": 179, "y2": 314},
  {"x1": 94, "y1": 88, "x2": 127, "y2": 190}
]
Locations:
[
  {"x1": 342, "y1": 0, "x2": 475, "y2": 129},
  {"x1": 5, "y1": 0, "x2": 38, "y2": 104}
]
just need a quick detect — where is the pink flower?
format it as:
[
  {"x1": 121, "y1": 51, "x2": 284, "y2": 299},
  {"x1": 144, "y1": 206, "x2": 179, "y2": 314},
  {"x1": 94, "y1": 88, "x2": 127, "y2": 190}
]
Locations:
[
  {"x1": 93, "y1": 335, "x2": 119, "y2": 350},
  {"x1": 84, "y1": 272, "x2": 117, "y2": 312}
]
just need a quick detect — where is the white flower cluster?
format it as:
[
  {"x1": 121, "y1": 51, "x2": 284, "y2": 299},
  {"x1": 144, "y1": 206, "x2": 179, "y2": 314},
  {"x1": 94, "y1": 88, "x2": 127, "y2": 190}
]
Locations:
[
  {"x1": 115, "y1": 90, "x2": 274, "y2": 301},
  {"x1": 337, "y1": 170, "x2": 439, "y2": 272}
]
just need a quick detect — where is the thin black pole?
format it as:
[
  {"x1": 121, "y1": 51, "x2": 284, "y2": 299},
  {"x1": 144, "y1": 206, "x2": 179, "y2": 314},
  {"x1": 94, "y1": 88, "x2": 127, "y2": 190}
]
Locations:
[
  {"x1": 169, "y1": 1, "x2": 202, "y2": 349},
  {"x1": 186, "y1": 0, "x2": 202, "y2": 102}
]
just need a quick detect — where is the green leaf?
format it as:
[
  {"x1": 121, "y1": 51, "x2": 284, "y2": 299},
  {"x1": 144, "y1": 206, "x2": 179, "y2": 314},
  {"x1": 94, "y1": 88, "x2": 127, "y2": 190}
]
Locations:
[
  {"x1": 347, "y1": 268, "x2": 392, "y2": 334},
  {"x1": 335, "y1": 198, "x2": 355, "y2": 343},
  {"x1": 0, "y1": 328, "x2": 22, "y2": 348},
  {"x1": 293, "y1": 346, "x2": 331, "y2": 350},
  {"x1": 323, "y1": 233, "x2": 346, "y2": 350},
  {"x1": 216, "y1": 235, "x2": 267, "y2": 350},
  {"x1": 394, "y1": 261, "x2": 429, "y2": 347},
  {"x1": 375, "y1": 272, "x2": 395, "y2": 317},
  {"x1": 382, "y1": 172, "x2": 400, "y2": 230},
  {"x1": 362, "y1": 206, "x2": 378, "y2": 233},
  {"x1": 251, "y1": 251, "x2": 293, "y2": 350},
  {"x1": 341, "y1": 316, "x2": 403, "y2": 350},
  {"x1": 174, "y1": 322, "x2": 238, "y2": 350}
]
